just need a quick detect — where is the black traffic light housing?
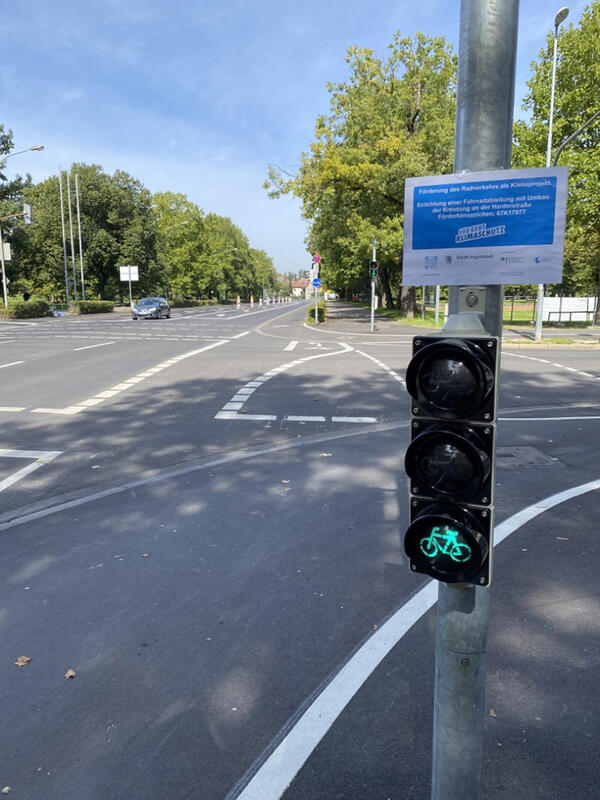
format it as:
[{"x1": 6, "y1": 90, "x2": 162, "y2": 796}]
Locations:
[
  {"x1": 370, "y1": 260, "x2": 378, "y2": 277},
  {"x1": 403, "y1": 335, "x2": 499, "y2": 587}
]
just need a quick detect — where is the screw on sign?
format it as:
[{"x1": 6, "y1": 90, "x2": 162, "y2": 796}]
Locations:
[{"x1": 403, "y1": 335, "x2": 499, "y2": 587}]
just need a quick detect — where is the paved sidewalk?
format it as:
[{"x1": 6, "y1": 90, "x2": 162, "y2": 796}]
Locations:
[{"x1": 313, "y1": 301, "x2": 600, "y2": 345}]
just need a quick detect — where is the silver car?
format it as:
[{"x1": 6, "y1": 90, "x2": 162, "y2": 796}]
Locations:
[{"x1": 132, "y1": 297, "x2": 171, "y2": 320}]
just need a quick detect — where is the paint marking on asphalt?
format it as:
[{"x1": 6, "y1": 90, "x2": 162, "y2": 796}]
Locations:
[
  {"x1": 354, "y1": 349, "x2": 406, "y2": 384},
  {"x1": 0, "y1": 339, "x2": 16, "y2": 344},
  {"x1": 231, "y1": 331, "x2": 251, "y2": 339},
  {"x1": 286, "y1": 416, "x2": 326, "y2": 422},
  {"x1": 73, "y1": 341, "x2": 116, "y2": 351},
  {"x1": 331, "y1": 416, "x2": 377, "y2": 424},
  {"x1": 0, "y1": 406, "x2": 26, "y2": 412},
  {"x1": 284, "y1": 340, "x2": 298, "y2": 351},
  {"x1": 0, "y1": 360, "x2": 24, "y2": 369},
  {"x1": 504, "y1": 351, "x2": 600, "y2": 382},
  {"x1": 31, "y1": 339, "x2": 229, "y2": 416},
  {"x1": 214, "y1": 343, "x2": 354, "y2": 420},
  {"x1": 499, "y1": 415, "x2": 600, "y2": 421},
  {"x1": 228, "y1": 476, "x2": 600, "y2": 800},
  {"x1": 0, "y1": 448, "x2": 62, "y2": 494}
]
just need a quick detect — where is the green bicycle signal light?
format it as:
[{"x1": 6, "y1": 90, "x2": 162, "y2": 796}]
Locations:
[
  {"x1": 404, "y1": 501, "x2": 491, "y2": 585},
  {"x1": 403, "y1": 334, "x2": 499, "y2": 587}
]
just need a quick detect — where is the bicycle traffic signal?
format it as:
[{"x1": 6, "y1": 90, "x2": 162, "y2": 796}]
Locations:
[
  {"x1": 403, "y1": 335, "x2": 499, "y2": 586},
  {"x1": 370, "y1": 260, "x2": 377, "y2": 277}
]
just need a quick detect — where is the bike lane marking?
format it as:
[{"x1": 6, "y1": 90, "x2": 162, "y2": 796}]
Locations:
[
  {"x1": 30, "y1": 339, "x2": 229, "y2": 417},
  {"x1": 228, "y1": 476, "x2": 600, "y2": 800},
  {"x1": 0, "y1": 449, "x2": 63, "y2": 494}
]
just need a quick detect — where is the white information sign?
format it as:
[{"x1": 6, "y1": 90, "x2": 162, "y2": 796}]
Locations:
[
  {"x1": 403, "y1": 167, "x2": 568, "y2": 286},
  {"x1": 119, "y1": 265, "x2": 139, "y2": 281}
]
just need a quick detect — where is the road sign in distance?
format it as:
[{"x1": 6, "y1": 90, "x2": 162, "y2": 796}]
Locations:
[
  {"x1": 313, "y1": 254, "x2": 321, "y2": 263},
  {"x1": 403, "y1": 334, "x2": 499, "y2": 587},
  {"x1": 312, "y1": 278, "x2": 321, "y2": 287}
]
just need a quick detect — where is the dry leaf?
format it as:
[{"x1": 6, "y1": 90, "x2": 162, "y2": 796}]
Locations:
[
  {"x1": 284, "y1": 487, "x2": 291, "y2": 492},
  {"x1": 281, "y1": 479, "x2": 290, "y2": 484},
  {"x1": 91, "y1": 465, "x2": 100, "y2": 470},
  {"x1": 2, "y1": 787, "x2": 11, "y2": 794},
  {"x1": 489, "y1": 709, "x2": 497, "y2": 718},
  {"x1": 15, "y1": 656, "x2": 31, "y2": 667},
  {"x1": 141, "y1": 553, "x2": 149, "y2": 558},
  {"x1": 65, "y1": 669, "x2": 77, "y2": 679},
  {"x1": 320, "y1": 453, "x2": 333, "y2": 457}
]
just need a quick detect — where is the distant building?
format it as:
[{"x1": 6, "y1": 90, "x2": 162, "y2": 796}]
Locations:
[{"x1": 291, "y1": 278, "x2": 310, "y2": 298}]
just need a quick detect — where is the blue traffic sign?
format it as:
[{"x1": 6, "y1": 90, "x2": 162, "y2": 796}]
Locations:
[{"x1": 312, "y1": 278, "x2": 321, "y2": 287}]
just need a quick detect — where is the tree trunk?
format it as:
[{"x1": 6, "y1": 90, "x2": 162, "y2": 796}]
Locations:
[
  {"x1": 379, "y1": 266, "x2": 395, "y2": 309},
  {"x1": 398, "y1": 285, "x2": 417, "y2": 317}
]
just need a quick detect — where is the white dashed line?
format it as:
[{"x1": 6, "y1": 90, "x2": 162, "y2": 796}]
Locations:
[
  {"x1": 353, "y1": 349, "x2": 406, "y2": 384},
  {"x1": 231, "y1": 331, "x2": 251, "y2": 339},
  {"x1": 331, "y1": 416, "x2": 377, "y2": 424},
  {"x1": 0, "y1": 406, "x2": 26, "y2": 412},
  {"x1": 74, "y1": 341, "x2": 116, "y2": 351},
  {"x1": 284, "y1": 340, "x2": 298, "y2": 351},
  {"x1": 504, "y1": 352, "x2": 600, "y2": 382},
  {"x1": 286, "y1": 415, "x2": 326, "y2": 422},
  {"x1": 0, "y1": 361, "x2": 24, "y2": 369},
  {"x1": 31, "y1": 339, "x2": 229, "y2": 416}
]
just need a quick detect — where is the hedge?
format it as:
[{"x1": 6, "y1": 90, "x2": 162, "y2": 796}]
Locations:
[
  {"x1": 71, "y1": 300, "x2": 114, "y2": 314},
  {"x1": 0, "y1": 300, "x2": 50, "y2": 318},
  {"x1": 306, "y1": 300, "x2": 327, "y2": 323},
  {"x1": 169, "y1": 298, "x2": 218, "y2": 308}
]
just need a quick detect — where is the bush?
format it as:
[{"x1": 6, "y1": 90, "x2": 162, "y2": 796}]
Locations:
[
  {"x1": 71, "y1": 300, "x2": 114, "y2": 314},
  {"x1": 0, "y1": 300, "x2": 50, "y2": 318},
  {"x1": 169, "y1": 298, "x2": 208, "y2": 308},
  {"x1": 306, "y1": 300, "x2": 327, "y2": 323}
]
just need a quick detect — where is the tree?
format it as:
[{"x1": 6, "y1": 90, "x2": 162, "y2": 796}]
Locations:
[
  {"x1": 513, "y1": 1, "x2": 600, "y2": 311},
  {"x1": 265, "y1": 32, "x2": 456, "y2": 313}
]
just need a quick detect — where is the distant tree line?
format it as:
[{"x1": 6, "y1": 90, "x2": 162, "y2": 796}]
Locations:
[{"x1": 0, "y1": 139, "x2": 279, "y2": 303}]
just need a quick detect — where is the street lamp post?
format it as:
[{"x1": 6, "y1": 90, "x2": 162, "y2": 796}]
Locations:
[
  {"x1": 0, "y1": 144, "x2": 45, "y2": 307},
  {"x1": 535, "y1": 6, "x2": 569, "y2": 342}
]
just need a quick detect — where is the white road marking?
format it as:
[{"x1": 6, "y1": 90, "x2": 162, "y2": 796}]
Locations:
[
  {"x1": 0, "y1": 406, "x2": 26, "y2": 412},
  {"x1": 231, "y1": 331, "x2": 251, "y2": 339},
  {"x1": 0, "y1": 449, "x2": 62, "y2": 494},
  {"x1": 331, "y1": 416, "x2": 377, "y2": 424},
  {"x1": 284, "y1": 340, "x2": 298, "y2": 351},
  {"x1": 286, "y1": 416, "x2": 326, "y2": 422},
  {"x1": 504, "y1": 351, "x2": 600, "y2": 382},
  {"x1": 231, "y1": 476, "x2": 600, "y2": 800},
  {"x1": 0, "y1": 339, "x2": 16, "y2": 344},
  {"x1": 73, "y1": 341, "x2": 116, "y2": 351},
  {"x1": 354, "y1": 349, "x2": 406, "y2": 384},
  {"x1": 214, "y1": 343, "x2": 354, "y2": 420},
  {"x1": 31, "y1": 339, "x2": 229, "y2": 416},
  {"x1": 0, "y1": 360, "x2": 24, "y2": 369},
  {"x1": 499, "y1": 415, "x2": 600, "y2": 421}
]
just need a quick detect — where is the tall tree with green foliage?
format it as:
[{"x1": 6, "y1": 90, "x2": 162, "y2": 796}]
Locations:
[
  {"x1": 513, "y1": 1, "x2": 600, "y2": 312},
  {"x1": 265, "y1": 32, "x2": 456, "y2": 313}
]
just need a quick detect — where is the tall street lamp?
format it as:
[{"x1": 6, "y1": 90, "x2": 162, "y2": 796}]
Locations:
[
  {"x1": 1, "y1": 144, "x2": 45, "y2": 307},
  {"x1": 535, "y1": 6, "x2": 569, "y2": 342}
]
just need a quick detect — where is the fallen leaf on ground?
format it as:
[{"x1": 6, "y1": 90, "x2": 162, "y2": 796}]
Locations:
[
  {"x1": 320, "y1": 453, "x2": 333, "y2": 457},
  {"x1": 2, "y1": 786, "x2": 11, "y2": 794},
  {"x1": 65, "y1": 669, "x2": 77, "y2": 679},
  {"x1": 141, "y1": 553, "x2": 149, "y2": 558},
  {"x1": 91, "y1": 465, "x2": 100, "y2": 470},
  {"x1": 313, "y1": 397, "x2": 319, "y2": 401},
  {"x1": 15, "y1": 656, "x2": 31, "y2": 667},
  {"x1": 490, "y1": 709, "x2": 497, "y2": 718},
  {"x1": 281, "y1": 480, "x2": 290, "y2": 484},
  {"x1": 284, "y1": 487, "x2": 291, "y2": 492}
]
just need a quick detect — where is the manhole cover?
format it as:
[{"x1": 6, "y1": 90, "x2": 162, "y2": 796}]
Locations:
[{"x1": 496, "y1": 446, "x2": 558, "y2": 467}]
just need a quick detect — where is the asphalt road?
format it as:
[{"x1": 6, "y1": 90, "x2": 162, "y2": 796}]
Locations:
[{"x1": 0, "y1": 301, "x2": 599, "y2": 799}]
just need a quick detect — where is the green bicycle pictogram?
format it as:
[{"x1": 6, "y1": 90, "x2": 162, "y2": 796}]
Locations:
[{"x1": 420, "y1": 525, "x2": 472, "y2": 563}]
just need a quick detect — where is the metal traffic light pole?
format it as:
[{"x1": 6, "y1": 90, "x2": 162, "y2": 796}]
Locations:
[{"x1": 431, "y1": 2, "x2": 519, "y2": 799}]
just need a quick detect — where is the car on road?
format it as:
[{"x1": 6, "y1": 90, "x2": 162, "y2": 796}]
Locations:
[{"x1": 132, "y1": 297, "x2": 171, "y2": 320}]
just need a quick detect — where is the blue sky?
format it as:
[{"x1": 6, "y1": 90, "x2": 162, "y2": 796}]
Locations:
[{"x1": 0, "y1": 0, "x2": 590, "y2": 274}]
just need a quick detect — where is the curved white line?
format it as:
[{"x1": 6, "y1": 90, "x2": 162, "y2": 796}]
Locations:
[{"x1": 230, "y1": 476, "x2": 600, "y2": 800}]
